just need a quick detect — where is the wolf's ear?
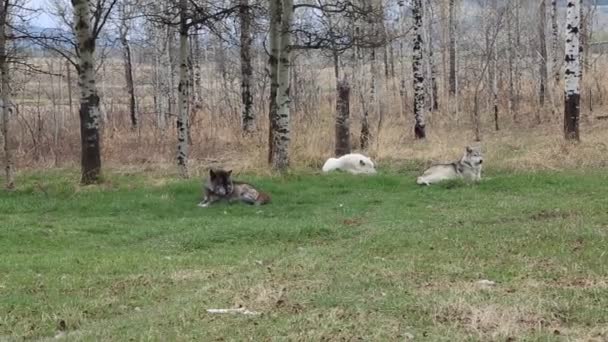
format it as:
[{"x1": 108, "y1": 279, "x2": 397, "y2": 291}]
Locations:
[
  {"x1": 359, "y1": 160, "x2": 366, "y2": 166},
  {"x1": 209, "y1": 169, "x2": 216, "y2": 178},
  {"x1": 466, "y1": 146, "x2": 473, "y2": 153},
  {"x1": 226, "y1": 170, "x2": 232, "y2": 177}
]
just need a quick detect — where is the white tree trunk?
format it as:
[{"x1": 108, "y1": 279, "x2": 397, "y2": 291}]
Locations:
[
  {"x1": 507, "y1": 0, "x2": 515, "y2": 120},
  {"x1": 176, "y1": 0, "x2": 190, "y2": 178},
  {"x1": 72, "y1": 0, "x2": 102, "y2": 184},
  {"x1": 425, "y1": 0, "x2": 438, "y2": 112},
  {"x1": 239, "y1": 0, "x2": 255, "y2": 133},
  {"x1": 191, "y1": 33, "x2": 203, "y2": 111},
  {"x1": 448, "y1": 0, "x2": 456, "y2": 97},
  {"x1": 538, "y1": 0, "x2": 548, "y2": 109},
  {"x1": 271, "y1": 0, "x2": 293, "y2": 171},
  {"x1": 551, "y1": 0, "x2": 559, "y2": 84},
  {"x1": 492, "y1": 26, "x2": 499, "y2": 131},
  {"x1": 564, "y1": 0, "x2": 580, "y2": 140},
  {"x1": 267, "y1": 0, "x2": 281, "y2": 165},
  {"x1": 0, "y1": 0, "x2": 14, "y2": 190},
  {"x1": 412, "y1": 0, "x2": 426, "y2": 139}
]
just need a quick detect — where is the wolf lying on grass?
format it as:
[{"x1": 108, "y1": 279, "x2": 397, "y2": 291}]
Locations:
[
  {"x1": 322, "y1": 153, "x2": 377, "y2": 174},
  {"x1": 416, "y1": 146, "x2": 483, "y2": 185},
  {"x1": 198, "y1": 169, "x2": 271, "y2": 207}
]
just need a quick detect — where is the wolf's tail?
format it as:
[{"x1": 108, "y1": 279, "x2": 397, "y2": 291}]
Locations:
[
  {"x1": 322, "y1": 157, "x2": 340, "y2": 172},
  {"x1": 257, "y1": 192, "x2": 271, "y2": 204}
]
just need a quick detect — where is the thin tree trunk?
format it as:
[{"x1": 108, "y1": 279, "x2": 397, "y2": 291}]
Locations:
[
  {"x1": 448, "y1": 0, "x2": 456, "y2": 97},
  {"x1": 119, "y1": 21, "x2": 137, "y2": 129},
  {"x1": 0, "y1": 0, "x2": 13, "y2": 190},
  {"x1": 191, "y1": 33, "x2": 202, "y2": 110},
  {"x1": 272, "y1": 0, "x2": 293, "y2": 171},
  {"x1": 267, "y1": 0, "x2": 281, "y2": 164},
  {"x1": 72, "y1": 0, "x2": 102, "y2": 184},
  {"x1": 335, "y1": 79, "x2": 350, "y2": 157},
  {"x1": 507, "y1": 0, "x2": 515, "y2": 121},
  {"x1": 538, "y1": 0, "x2": 548, "y2": 110},
  {"x1": 551, "y1": 0, "x2": 559, "y2": 84},
  {"x1": 361, "y1": 48, "x2": 375, "y2": 150},
  {"x1": 66, "y1": 60, "x2": 74, "y2": 120},
  {"x1": 493, "y1": 26, "x2": 499, "y2": 131},
  {"x1": 412, "y1": 0, "x2": 426, "y2": 139},
  {"x1": 579, "y1": 0, "x2": 585, "y2": 81},
  {"x1": 239, "y1": 0, "x2": 255, "y2": 133},
  {"x1": 426, "y1": 0, "x2": 438, "y2": 112},
  {"x1": 176, "y1": 0, "x2": 190, "y2": 178},
  {"x1": 564, "y1": 0, "x2": 580, "y2": 140},
  {"x1": 514, "y1": 0, "x2": 521, "y2": 122}
]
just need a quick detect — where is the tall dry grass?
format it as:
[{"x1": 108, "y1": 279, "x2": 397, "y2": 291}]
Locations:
[{"x1": 4, "y1": 56, "x2": 608, "y2": 177}]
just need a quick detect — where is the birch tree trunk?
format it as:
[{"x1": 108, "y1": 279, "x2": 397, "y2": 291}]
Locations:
[
  {"x1": 239, "y1": 0, "x2": 255, "y2": 133},
  {"x1": 513, "y1": 0, "x2": 522, "y2": 122},
  {"x1": 267, "y1": 0, "x2": 281, "y2": 165},
  {"x1": 492, "y1": 26, "x2": 499, "y2": 131},
  {"x1": 72, "y1": 0, "x2": 102, "y2": 184},
  {"x1": 551, "y1": 0, "x2": 559, "y2": 84},
  {"x1": 335, "y1": 79, "x2": 350, "y2": 157},
  {"x1": 272, "y1": 0, "x2": 293, "y2": 171},
  {"x1": 489, "y1": 0, "x2": 498, "y2": 130},
  {"x1": 426, "y1": 0, "x2": 438, "y2": 112},
  {"x1": 191, "y1": 34, "x2": 202, "y2": 110},
  {"x1": 579, "y1": 0, "x2": 585, "y2": 81},
  {"x1": 538, "y1": 0, "x2": 548, "y2": 109},
  {"x1": 361, "y1": 47, "x2": 375, "y2": 150},
  {"x1": 448, "y1": 0, "x2": 456, "y2": 97},
  {"x1": 0, "y1": 0, "x2": 13, "y2": 190},
  {"x1": 507, "y1": 0, "x2": 515, "y2": 120},
  {"x1": 564, "y1": 0, "x2": 580, "y2": 140},
  {"x1": 412, "y1": 0, "x2": 426, "y2": 139},
  {"x1": 66, "y1": 60, "x2": 74, "y2": 120},
  {"x1": 176, "y1": 0, "x2": 190, "y2": 178},
  {"x1": 119, "y1": 10, "x2": 137, "y2": 130}
]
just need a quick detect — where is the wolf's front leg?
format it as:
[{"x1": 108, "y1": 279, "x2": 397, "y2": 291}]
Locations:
[
  {"x1": 198, "y1": 191, "x2": 219, "y2": 207},
  {"x1": 474, "y1": 170, "x2": 482, "y2": 182}
]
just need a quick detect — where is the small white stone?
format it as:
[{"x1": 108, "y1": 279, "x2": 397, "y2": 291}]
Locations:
[{"x1": 476, "y1": 279, "x2": 496, "y2": 287}]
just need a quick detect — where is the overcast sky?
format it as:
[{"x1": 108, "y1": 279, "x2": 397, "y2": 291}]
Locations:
[{"x1": 26, "y1": 0, "x2": 58, "y2": 28}]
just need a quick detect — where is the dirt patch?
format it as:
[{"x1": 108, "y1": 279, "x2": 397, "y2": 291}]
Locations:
[
  {"x1": 341, "y1": 217, "x2": 364, "y2": 227},
  {"x1": 170, "y1": 269, "x2": 212, "y2": 282},
  {"x1": 433, "y1": 301, "x2": 559, "y2": 339},
  {"x1": 530, "y1": 209, "x2": 578, "y2": 221}
]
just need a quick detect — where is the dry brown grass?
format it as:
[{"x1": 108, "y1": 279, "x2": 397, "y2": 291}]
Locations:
[{"x1": 6, "y1": 56, "x2": 608, "y2": 176}]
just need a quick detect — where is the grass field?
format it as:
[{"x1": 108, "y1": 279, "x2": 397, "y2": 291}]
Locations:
[{"x1": 1, "y1": 169, "x2": 608, "y2": 340}]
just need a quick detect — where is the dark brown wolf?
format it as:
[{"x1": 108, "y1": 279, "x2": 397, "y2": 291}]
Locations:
[{"x1": 198, "y1": 169, "x2": 271, "y2": 207}]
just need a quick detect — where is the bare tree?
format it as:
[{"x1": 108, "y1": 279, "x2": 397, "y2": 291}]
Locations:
[
  {"x1": 71, "y1": 0, "x2": 118, "y2": 184},
  {"x1": 272, "y1": 0, "x2": 293, "y2": 170},
  {"x1": 239, "y1": 0, "x2": 255, "y2": 133},
  {"x1": 176, "y1": 0, "x2": 189, "y2": 178},
  {"x1": 0, "y1": 0, "x2": 13, "y2": 189},
  {"x1": 412, "y1": 0, "x2": 425, "y2": 139},
  {"x1": 551, "y1": 0, "x2": 559, "y2": 84},
  {"x1": 335, "y1": 79, "x2": 350, "y2": 156},
  {"x1": 117, "y1": 0, "x2": 137, "y2": 129},
  {"x1": 564, "y1": 0, "x2": 580, "y2": 140},
  {"x1": 538, "y1": 0, "x2": 547, "y2": 109},
  {"x1": 448, "y1": 0, "x2": 456, "y2": 97},
  {"x1": 267, "y1": 0, "x2": 281, "y2": 166}
]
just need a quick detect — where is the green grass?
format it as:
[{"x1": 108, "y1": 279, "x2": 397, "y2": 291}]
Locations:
[{"x1": 1, "y1": 169, "x2": 608, "y2": 340}]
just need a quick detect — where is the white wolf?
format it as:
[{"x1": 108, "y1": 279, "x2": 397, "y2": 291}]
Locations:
[
  {"x1": 416, "y1": 146, "x2": 483, "y2": 185},
  {"x1": 322, "y1": 153, "x2": 377, "y2": 174}
]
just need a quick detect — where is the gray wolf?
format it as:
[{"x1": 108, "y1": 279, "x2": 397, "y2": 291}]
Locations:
[
  {"x1": 198, "y1": 169, "x2": 271, "y2": 207},
  {"x1": 322, "y1": 153, "x2": 377, "y2": 174},
  {"x1": 416, "y1": 146, "x2": 483, "y2": 185}
]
